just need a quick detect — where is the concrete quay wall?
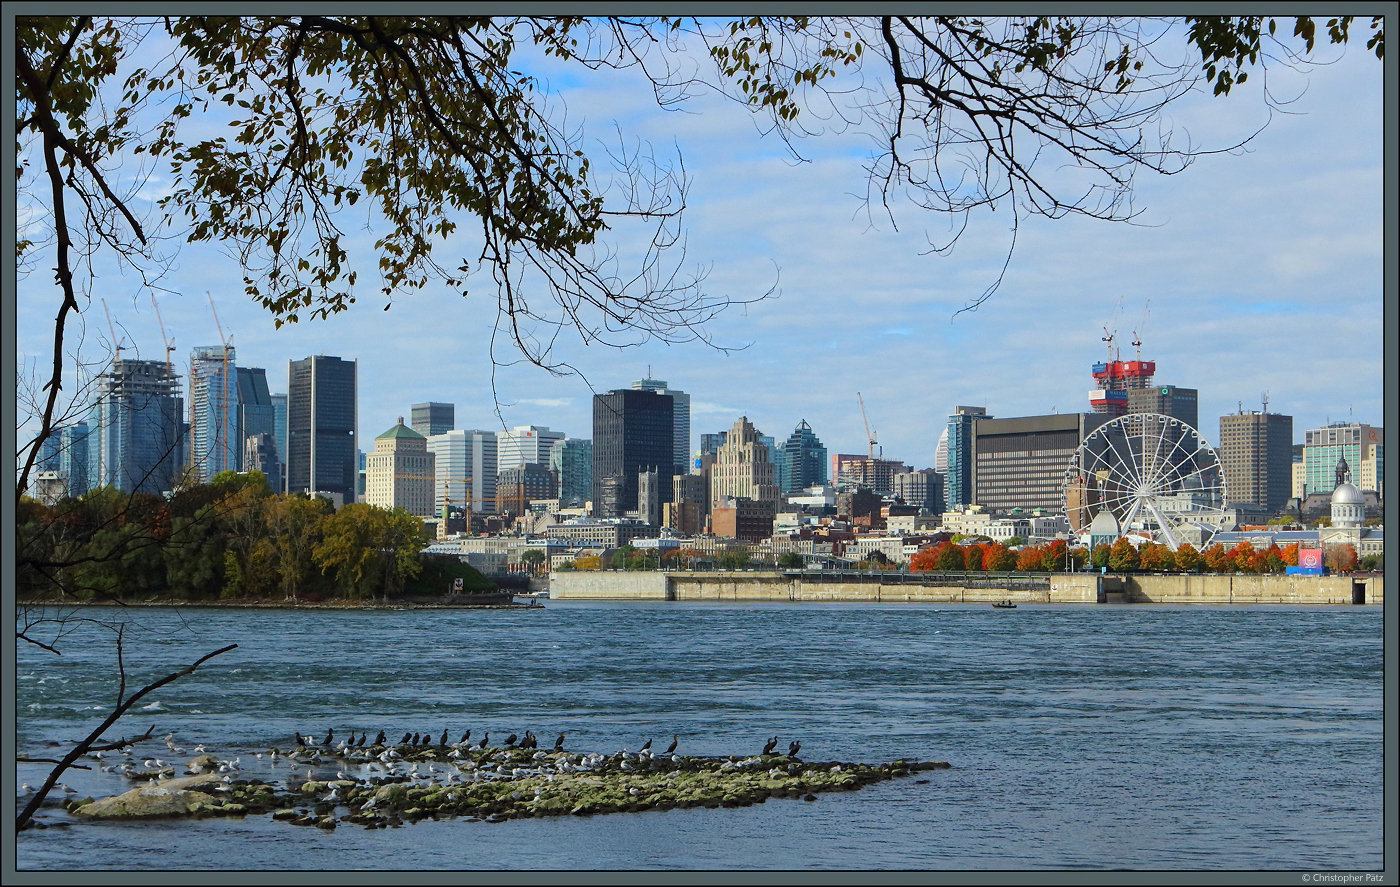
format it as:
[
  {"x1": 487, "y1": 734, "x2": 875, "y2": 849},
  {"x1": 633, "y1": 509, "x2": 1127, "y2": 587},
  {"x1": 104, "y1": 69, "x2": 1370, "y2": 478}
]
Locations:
[{"x1": 550, "y1": 571, "x2": 1382, "y2": 605}]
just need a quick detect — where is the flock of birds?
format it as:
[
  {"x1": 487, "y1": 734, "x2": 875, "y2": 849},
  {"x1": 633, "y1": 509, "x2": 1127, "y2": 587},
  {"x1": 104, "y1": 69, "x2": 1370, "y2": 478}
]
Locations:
[{"x1": 22, "y1": 728, "x2": 806, "y2": 802}]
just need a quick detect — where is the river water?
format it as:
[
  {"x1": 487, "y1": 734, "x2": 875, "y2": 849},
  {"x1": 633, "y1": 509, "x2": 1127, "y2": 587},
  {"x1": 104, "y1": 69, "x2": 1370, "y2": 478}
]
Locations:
[{"x1": 12, "y1": 601, "x2": 1385, "y2": 872}]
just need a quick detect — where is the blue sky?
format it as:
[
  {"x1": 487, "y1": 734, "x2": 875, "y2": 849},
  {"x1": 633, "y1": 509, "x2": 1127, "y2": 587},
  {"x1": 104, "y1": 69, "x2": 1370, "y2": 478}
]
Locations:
[{"x1": 14, "y1": 19, "x2": 1387, "y2": 473}]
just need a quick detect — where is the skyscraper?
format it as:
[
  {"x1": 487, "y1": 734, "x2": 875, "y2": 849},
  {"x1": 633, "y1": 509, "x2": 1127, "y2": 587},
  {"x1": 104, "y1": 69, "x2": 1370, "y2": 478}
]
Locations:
[
  {"x1": 410, "y1": 402, "x2": 454, "y2": 437},
  {"x1": 1218, "y1": 409, "x2": 1294, "y2": 513},
  {"x1": 549, "y1": 437, "x2": 592, "y2": 507},
  {"x1": 631, "y1": 377, "x2": 690, "y2": 475},
  {"x1": 426, "y1": 429, "x2": 498, "y2": 514},
  {"x1": 1126, "y1": 385, "x2": 1199, "y2": 430},
  {"x1": 970, "y1": 412, "x2": 1111, "y2": 512},
  {"x1": 592, "y1": 388, "x2": 673, "y2": 518},
  {"x1": 270, "y1": 392, "x2": 288, "y2": 492},
  {"x1": 189, "y1": 345, "x2": 238, "y2": 481},
  {"x1": 780, "y1": 420, "x2": 828, "y2": 493},
  {"x1": 236, "y1": 366, "x2": 275, "y2": 472},
  {"x1": 711, "y1": 417, "x2": 780, "y2": 507},
  {"x1": 38, "y1": 422, "x2": 92, "y2": 498},
  {"x1": 945, "y1": 406, "x2": 988, "y2": 511},
  {"x1": 365, "y1": 417, "x2": 436, "y2": 517},
  {"x1": 1301, "y1": 422, "x2": 1383, "y2": 498},
  {"x1": 496, "y1": 425, "x2": 567, "y2": 475},
  {"x1": 89, "y1": 358, "x2": 185, "y2": 494},
  {"x1": 287, "y1": 355, "x2": 358, "y2": 505}
]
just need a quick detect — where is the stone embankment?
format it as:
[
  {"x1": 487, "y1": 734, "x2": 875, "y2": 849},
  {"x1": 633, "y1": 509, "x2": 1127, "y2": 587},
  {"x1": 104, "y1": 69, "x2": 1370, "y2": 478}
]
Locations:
[
  {"x1": 550, "y1": 571, "x2": 1384, "y2": 605},
  {"x1": 69, "y1": 743, "x2": 949, "y2": 830}
]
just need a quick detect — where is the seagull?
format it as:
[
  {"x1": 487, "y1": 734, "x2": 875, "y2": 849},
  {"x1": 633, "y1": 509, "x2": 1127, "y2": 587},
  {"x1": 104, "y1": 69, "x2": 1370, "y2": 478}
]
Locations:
[{"x1": 664, "y1": 734, "x2": 679, "y2": 754}]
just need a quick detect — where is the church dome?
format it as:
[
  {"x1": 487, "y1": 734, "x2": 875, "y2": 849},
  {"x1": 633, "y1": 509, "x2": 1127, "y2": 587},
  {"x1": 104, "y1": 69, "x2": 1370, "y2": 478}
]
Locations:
[{"x1": 1331, "y1": 482, "x2": 1365, "y2": 506}]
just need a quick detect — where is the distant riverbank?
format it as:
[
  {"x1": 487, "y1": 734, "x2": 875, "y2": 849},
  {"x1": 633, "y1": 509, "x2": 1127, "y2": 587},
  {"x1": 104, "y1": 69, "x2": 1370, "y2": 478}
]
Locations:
[{"x1": 14, "y1": 592, "x2": 533, "y2": 611}]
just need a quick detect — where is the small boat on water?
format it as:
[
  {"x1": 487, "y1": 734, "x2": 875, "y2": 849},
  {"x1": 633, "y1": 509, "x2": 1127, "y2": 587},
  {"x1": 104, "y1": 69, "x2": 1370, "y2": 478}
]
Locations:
[{"x1": 992, "y1": 600, "x2": 1017, "y2": 609}]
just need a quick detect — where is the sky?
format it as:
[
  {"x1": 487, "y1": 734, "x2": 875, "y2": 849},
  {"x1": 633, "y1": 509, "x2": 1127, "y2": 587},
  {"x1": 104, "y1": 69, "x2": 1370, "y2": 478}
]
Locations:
[{"x1": 13, "y1": 18, "x2": 1389, "y2": 475}]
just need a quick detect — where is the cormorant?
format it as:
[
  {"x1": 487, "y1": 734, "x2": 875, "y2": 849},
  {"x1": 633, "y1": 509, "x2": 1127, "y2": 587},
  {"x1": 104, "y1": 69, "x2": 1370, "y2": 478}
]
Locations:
[
  {"x1": 762, "y1": 736, "x2": 778, "y2": 755},
  {"x1": 411, "y1": 732, "x2": 421, "y2": 746},
  {"x1": 357, "y1": 732, "x2": 368, "y2": 747},
  {"x1": 324, "y1": 728, "x2": 333, "y2": 747},
  {"x1": 440, "y1": 729, "x2": 449, "y2": 747},
  {"x1": 789, "y1": 740, "x2": 801, "y2": 757},
  {"x1": 459, "y1": 729, "x2": 471, "y2": 745},
  {"x1": 504, "y1": 733, "x2": 518, "y2": 747},
  {"x1": 523, "y1": 731, "x2": 537, "y2": 750},
  {"x1": 553, "y1": 733, "x2": 565, "y2": 752},
  {"x1": 477, "y1": 732, "x2": 489, "y2": 749},
  {"x1": 401, "y1": 732, "x2": 412, "y2": 745},
  {"x1": 665, "y1": 734, "x2": 679, "y2": 754},
  {"x1": 295, "y1": 732, "x2": 306, "y2": 747},
  {"x1": 639, "y1": 738, "x2": 652, "y2": 753}
]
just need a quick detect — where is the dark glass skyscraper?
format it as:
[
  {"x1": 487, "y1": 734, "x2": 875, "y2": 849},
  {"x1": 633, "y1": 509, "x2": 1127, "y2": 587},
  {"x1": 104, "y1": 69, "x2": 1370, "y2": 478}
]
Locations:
[
  {"x1": 411, "y1": 401, "x2": 455, "y2": 437},
  {"x1": 592, "y1": 388, "x2": 673, "y2": 518},
  {"x1": 780, "y1": 419, "x2": 828, "y2": 493},
  {"x1": 944, "y1": 405, "x2": 988, "y2": 511},
  {"x1": 287, "y1": 355, "x2": 357, "y2": 505},
  {"x1": 236, "y1": 366, "x2": 275, "y2": 471}
]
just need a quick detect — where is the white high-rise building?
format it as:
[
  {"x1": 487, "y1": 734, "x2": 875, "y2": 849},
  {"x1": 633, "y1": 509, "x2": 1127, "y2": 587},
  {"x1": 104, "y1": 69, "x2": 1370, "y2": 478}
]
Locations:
[
  {"x1": 496, "y1": 425, "x2": 566, "y2": 475},
  {"x1": 631, "y1": 377, "x2": 690, "y2": 475},
  {"x1": 427, "y1": 429, "x2": 498, "y2": 514},
  {"x1": 189, "y1": 344, "x2": 238, "y2": 481}
]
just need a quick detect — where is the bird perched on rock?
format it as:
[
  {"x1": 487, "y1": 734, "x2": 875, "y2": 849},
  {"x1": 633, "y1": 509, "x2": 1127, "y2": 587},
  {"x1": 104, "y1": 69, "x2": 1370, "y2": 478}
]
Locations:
[
  {"x1": 411, "y1": 732, "x2": 421, "y2": 746},
  {"x1": 439, "y1": 729, "x2": 449, "y2": 747},
  {"x1": 323, "y1": 728, "x2": 333, "y2": 747},
  {"x1": 294, "y1": 732, "x2": 306, "y2": 747},
  {"x1": 553, "y1": 733, "x2": 565, "y2": 752},
  {"x1": 762, "y1": 736, "x2": 778, "y2": 755},
  {"x1": 665, "y1": 734, "x2": 679, "y2": 754},
  {"x1": 357, "y1": 732, "x2": 368, "y2": 748},
  {"x1": 459, "y1": 729, "x2": 471, "y2": 745},
  {"x1": 400, "y1": 732, "x2": 412, "y2": 745},
  {"x1": 504, "y1": 733, "x2": 518, "y2": 747},
  {"x1": 789, "y1": 740, "x2": 801, "y2": 757},
  {"x1": 521, "y1": 731, "x2": 537, "y2": 750},
  {"x1": 477, "y1": 732, "x2": 490, "y2": 749},
  {"x1": 639, "y1": 738, "x2": 652, "y2": 753},
  {"x1": 374, "y1": 730, "x2": 386, "y2": 746}
]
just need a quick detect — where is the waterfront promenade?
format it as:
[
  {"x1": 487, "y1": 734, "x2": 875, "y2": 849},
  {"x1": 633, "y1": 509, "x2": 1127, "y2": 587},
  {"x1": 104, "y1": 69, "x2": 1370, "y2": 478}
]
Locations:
[{"x1": 551, "y1": 570, "x2": 1384, "y2": 605}]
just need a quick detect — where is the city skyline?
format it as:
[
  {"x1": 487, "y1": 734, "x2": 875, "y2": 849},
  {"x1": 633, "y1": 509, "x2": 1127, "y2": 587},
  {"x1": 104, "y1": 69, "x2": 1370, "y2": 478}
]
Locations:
[{"x1": 15, "y1": 22, "x2": 1386, "y2": 474}]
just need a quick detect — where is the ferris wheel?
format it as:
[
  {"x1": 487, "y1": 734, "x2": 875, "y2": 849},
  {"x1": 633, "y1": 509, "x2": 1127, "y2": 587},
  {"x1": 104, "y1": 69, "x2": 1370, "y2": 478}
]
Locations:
[{"x1": 1064, "y1": 413, "x2": 1230, "y2": 551}]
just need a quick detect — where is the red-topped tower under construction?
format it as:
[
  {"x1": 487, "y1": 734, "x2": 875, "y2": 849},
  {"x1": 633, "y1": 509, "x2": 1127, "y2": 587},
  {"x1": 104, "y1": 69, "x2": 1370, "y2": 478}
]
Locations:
[{"x1": 1088, "y1": 309, "x2": 1155, "y2": 415}]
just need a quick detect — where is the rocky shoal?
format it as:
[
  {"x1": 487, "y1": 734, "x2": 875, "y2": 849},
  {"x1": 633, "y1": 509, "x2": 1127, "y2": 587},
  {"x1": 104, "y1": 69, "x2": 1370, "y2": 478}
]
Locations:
[{"x1": 70, "y1": 743, "x2": 950, "y2": 830}]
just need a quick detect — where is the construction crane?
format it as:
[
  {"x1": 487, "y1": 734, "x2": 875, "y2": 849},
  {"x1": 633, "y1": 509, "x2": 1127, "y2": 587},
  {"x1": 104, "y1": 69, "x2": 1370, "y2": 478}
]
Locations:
[
  {"x1": 1102, "y1": 294, "x2": 1125, "y2": 363},
  {"x1": 205, "y1": 291, "x2": 235, "y2": 474},
  {"x1": 150, "y1": 293, "x2": 176, "y2": 377},
  {"x1": 857, "y1": 392, "x2": 878, "y2": 461},
  {"x1": 1131, "y1": 299, "x2": 1150, "y2": 362},
  {"x1": 100, "y1": 299, "x2": 127, "y2": 357}
]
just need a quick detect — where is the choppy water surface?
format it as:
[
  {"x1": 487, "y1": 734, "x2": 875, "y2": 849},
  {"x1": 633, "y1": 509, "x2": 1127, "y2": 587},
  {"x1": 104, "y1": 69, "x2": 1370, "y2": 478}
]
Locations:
[{"x1": 13, "y1": 601, "x2": 1384, "y2": 871}]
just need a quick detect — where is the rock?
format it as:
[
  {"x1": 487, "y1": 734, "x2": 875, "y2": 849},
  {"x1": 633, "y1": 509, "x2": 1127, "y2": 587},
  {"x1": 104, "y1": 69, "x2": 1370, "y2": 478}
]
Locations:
[
  {"x1": 73, "y1": 782, "x2": 222, "y2": 820},
  {"x1": 186, "y1": 754, "x2": 222, "y2": 774}
]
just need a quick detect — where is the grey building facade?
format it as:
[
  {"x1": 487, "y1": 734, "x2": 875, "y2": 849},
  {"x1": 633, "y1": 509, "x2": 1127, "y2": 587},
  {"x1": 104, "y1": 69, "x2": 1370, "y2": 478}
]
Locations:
[{"x1": 287, "y1": 355, "x2": 358, "y2": 504}]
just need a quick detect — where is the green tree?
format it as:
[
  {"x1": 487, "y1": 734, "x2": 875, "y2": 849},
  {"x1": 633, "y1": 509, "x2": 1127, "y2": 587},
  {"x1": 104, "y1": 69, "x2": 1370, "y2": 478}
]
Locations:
[
  {"x1": 777, "y1": 551, "x2": 805, "y2": 569},
  {"x1": 1090, "y1": 543, "x2": 1112, "y2": 569},
  {"x1": 934, "y1": 542, "x2": 965, "y2": 572}
]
